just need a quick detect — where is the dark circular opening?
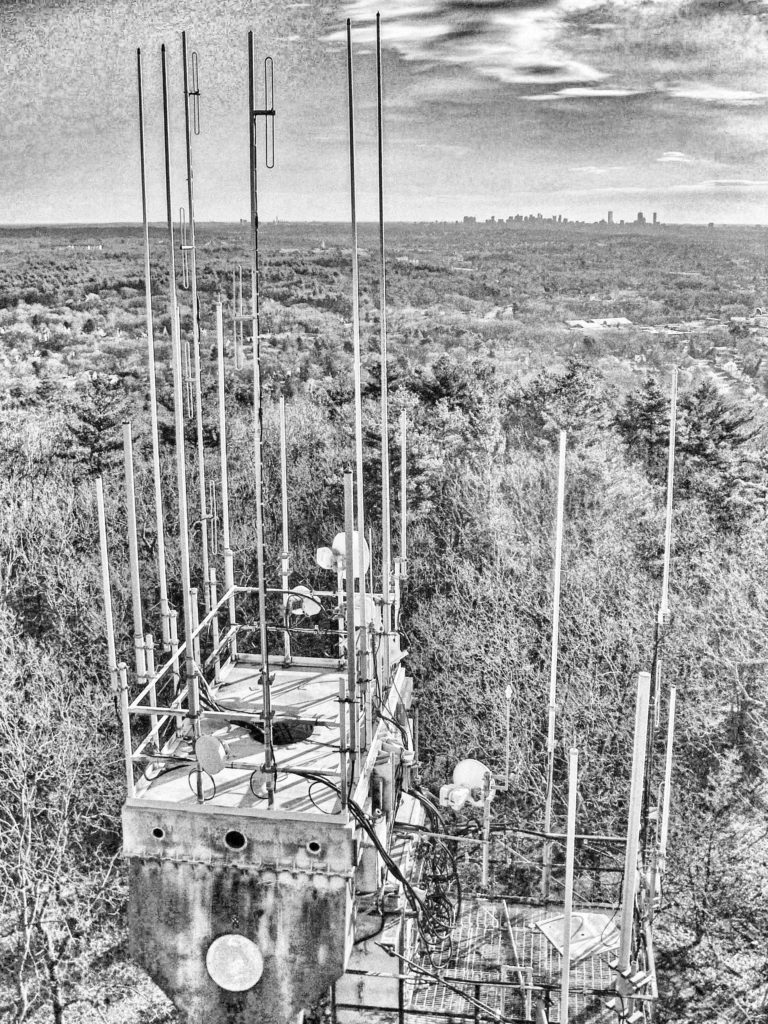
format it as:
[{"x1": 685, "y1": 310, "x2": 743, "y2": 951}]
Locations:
[
  {"x1": 225, "y1": 829, "x2": 247, "y2": 851},
  {"x1": 306, "y1": 840, "x2": 322, "y2": 856},
  {"x1": 152, "y1": 826, "x2": 165, "y2": 840}
]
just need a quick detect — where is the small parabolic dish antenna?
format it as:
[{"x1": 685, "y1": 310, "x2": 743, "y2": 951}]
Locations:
[
  {"x1": 288, "y1": 585, "x2": 322, "y2": 618},
  {"x1": 315, "y1": 532, "x2": 370, "y2": 578},
  {"x1": 337, "y1": 531, "x2": 370, "y2": 579},
  {"x1": 195, "y1": 735, "x2": 228, "y2": 776},
  {"x1": 206, "y1": 934, "x2": 263, "y2": 991},
  {"x1": 453, "y1": 759, "x2": 496, "y2": 804}
]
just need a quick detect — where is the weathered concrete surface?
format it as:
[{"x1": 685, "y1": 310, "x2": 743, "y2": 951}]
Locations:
[{"x1": 124, "y1": 804, "x2": 355, "y2": 1024}]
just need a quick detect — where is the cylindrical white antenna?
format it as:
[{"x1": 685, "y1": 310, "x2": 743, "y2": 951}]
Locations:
[
  {"x1": 279, "y1": 395, "x2": 291, "y2": 663},
  {"x1": 346, "y1": 19, "x2": 370, "y2": 749},
  {"x1": 394, "y1": 408, "x2": 407, "y2": 631},
  {"x1": 118, "y1": 663, "x2": 135, "y2": 798},
  {"x1": 618, "y1": 670, "x2": 652, "y2": 972},
  {"x1": 248, "y1": 30, "x2": 274, "y2": 800},
  {"x1": 95, "y1": 477, "x2": 118, "y2": 694},
  {"x1": 560, "y1": 746, "x2": 579, "y2": 1024},
  {"x1": 659, "y1": 367, "x2": 678, "y2": 624},
  {"x1": 344, "y1": 469, "x2": 359, "y2": 782},
  {"x1": 376, "y1": 12, "x2": 392, "y2": 694},
  {"x1": 216, "y1": 301, "x2": 237, "y2": 656},
  {"x1": 182, "y1": 31, "x2": 211, "y2": 614},
  {"x1": 543, "y1": 430, "x2": 567, "y2": 897},
  {"x1": 161, "y1": 43, "x2": 201, "y2": 769},
  {"x1": 658, "y1": 685, "x2": 677, "y2": 867},
  {"x1": 137, "y1": 48, "x2": 170, "y2": 650},
  {"x1": 122, "y1": 421, "x2": 147, "y2": 690}
]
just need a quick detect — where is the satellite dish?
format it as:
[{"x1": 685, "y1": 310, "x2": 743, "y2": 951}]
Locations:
[
  {"x1": 315, "y1": 546, "x2": 336, "y2": 571},
  {"x1": 354, "y1": 594, "x2": 380, "y2": 630},
  {"x1": 453, "y1": 759, "x2": 496, "y2": 806},
  {"x1": 294, "y1": 585, "x2": 321, "y2": 618},
  {"x1": 331, "y1": 531, "x2": 370, "y2": 579},
  {"x1": 195, "y1": 735, "x2": 228, "y2": 776}
]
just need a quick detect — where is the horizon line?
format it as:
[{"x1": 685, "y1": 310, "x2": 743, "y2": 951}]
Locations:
[{"x1": 0, "y1": 218, "x2": 764, "y2": 229}]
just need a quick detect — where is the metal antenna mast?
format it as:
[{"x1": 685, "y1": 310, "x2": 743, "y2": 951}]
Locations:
[
  {"x1": 346, "y1": 18, "x2": 369, "y2": 756},
  {"x1": 137, "y1": 48, "x2": 170, "y2": 650},
  {"x1": 542, "y1": 430, "x2": 567, "y2": 898},
  {"x1": 376, "y1": 12, "x2": 392, "y2": 698},
  {"x1": 248, "y1": 31, "x2": 276, "y2": 801},
  {"x1": 161, "y1": 43, "x2": 202, "y2": 793},
  {"x1": 642, "y1": 367, "x2": 678, "y2": 864},
  {"x1": 181, "y1": 31, "x2": 211, "y2": 613}
]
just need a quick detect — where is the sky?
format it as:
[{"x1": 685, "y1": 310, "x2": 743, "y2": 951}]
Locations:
[{"x1": 3, "y1": 0, "x2": 768, "y2": 225}]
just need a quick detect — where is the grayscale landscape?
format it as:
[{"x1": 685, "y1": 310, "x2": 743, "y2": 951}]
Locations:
[{"x1": 2, "y1": 1, "x2": 768, "y2": 1023}]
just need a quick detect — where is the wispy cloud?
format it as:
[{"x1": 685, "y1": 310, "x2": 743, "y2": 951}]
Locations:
[
  {"x1": 665, "y1": 82, "x2": 767, "y2": 105},
  {"x1": 332, "y1": 0, "x2": 608, "y2": 85},
  {"x1": 656, "y1": 151, "x2": 694, "y2": 163},
  {"x1": 570, "y1": 165, "x2": 626, "y2": 174},
  {"x1": 523, "y1": 87, "x2": 641, "y2": 101},
  {"x1": 672, "y1": 178, "x2": 768, "y2": 192}
]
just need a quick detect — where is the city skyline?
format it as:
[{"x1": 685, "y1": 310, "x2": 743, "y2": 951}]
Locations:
[{"x1": 3, "y1": 0, "x2": 768, "y2": 226}]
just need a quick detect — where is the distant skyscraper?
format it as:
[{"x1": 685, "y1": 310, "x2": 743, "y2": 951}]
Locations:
[
  {"x1": 636, "y1": 211, "x2": 646, "y2": 225},
  {"x1": 608, "y1": 211, "x2": 614, "y2": 225},
  {"x1": 653, "y1": 212, "x2": 658, "y2": 225}
]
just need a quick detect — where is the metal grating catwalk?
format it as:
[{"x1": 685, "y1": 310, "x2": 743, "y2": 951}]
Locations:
[{"x1": 351, "y1": 898, "x2": 621, "y2": 1024}]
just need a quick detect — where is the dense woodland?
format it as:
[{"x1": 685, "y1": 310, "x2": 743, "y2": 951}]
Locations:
[{"x1": 1, "y1": 223, "x2": 767, "y2": 1023}]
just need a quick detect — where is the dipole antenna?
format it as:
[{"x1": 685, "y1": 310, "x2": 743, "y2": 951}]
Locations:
[
  {"x1": 346, "y1": 19, "x2": 370, "y2": 751},
  {"x1": 137, "y1": 48, "x2": 170, "y2": 650},
  {"x1": 542, "y1": 430, "x2": 567, "y2": 898},
  {"x1": 181, "y1": 31, "x2": 211, "y2": 613},
  {"x1": 161, "y1": 42, "x2": 202, "y2": 794},
  {"x1": 248, "y1": 31, "x2": 276, "y2": 801},
  {"x1": 376, "y1": 12, "x2": 392, "y2": 695}
]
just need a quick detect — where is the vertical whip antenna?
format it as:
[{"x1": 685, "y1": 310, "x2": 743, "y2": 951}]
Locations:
[
  {"x1": 182, "y1": 30, "x2": 211, "y2": 613},
  {"x1": 248, "y1": 30, "x2": 276, "y2": 801},
  {"x1": 394, "y1": 409, "x2": 407, "y2": 630},
  {"x1": 376, "y1": 12, "x2": 392, "y2": 696},
  {"x1": 96, "y1": 478, "x2": 118, "y2": 694},
  {"x1": 659, "y1": 367, "x2": 678, "y2": 625},
  {"x1": 136, "y1": 48, "x2": 170, "y2": 650},
  {"x1": 279, "y1": 396, "x2": 291, "y2": 663},
  {"x1": 560, "y1": 747, "x2": 579, "y2": 1024},
  {"x1": 123, "y1": 421, "x2": 146, "y2": 691},
  {"x1": 215, "y1": 300, "x2": 237, "y2": 658},
  {"x1": 542, "y1": 429, "x2": 567, "y2": 899},
  {"x1": 643, "y1": 366, "x2": 678, "y2": 858},
  {"x1": 161, "y1": 42, "x2": 202, "y2": 794},
  {"x1": 618, "y1": 671, "x2": 651, "y2": 975},
  {"x1": 346, "y1": 18, "x2": 370, "y2": 753},
  {"x1": 344, "y1": 469, "x2": 359, "y2": 785}
]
